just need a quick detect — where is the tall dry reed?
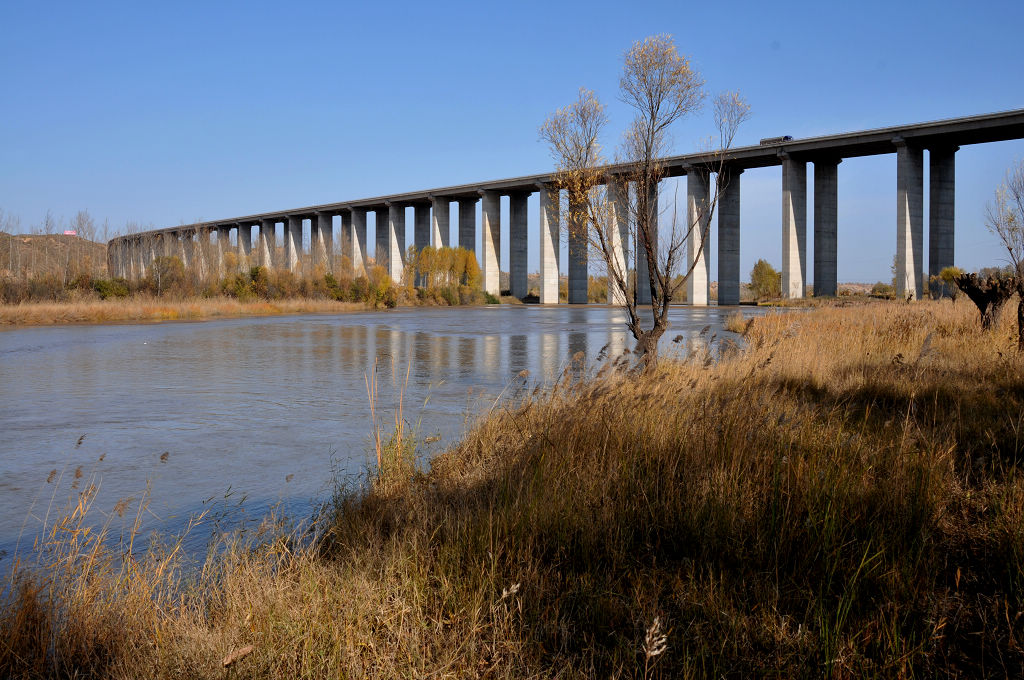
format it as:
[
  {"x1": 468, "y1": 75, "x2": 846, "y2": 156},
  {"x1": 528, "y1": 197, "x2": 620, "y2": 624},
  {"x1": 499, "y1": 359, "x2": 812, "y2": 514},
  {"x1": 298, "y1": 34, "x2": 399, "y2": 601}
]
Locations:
[{"x1": 2, "y1": 298, "x2": 1023, "y2": 678}]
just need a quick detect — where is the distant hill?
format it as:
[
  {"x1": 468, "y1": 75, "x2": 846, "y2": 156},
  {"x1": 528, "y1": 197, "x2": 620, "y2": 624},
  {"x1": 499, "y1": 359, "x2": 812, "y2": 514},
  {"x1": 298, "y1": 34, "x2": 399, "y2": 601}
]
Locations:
[{"x1": 0, "y1": 232, "x2": 107, "y2": 279}]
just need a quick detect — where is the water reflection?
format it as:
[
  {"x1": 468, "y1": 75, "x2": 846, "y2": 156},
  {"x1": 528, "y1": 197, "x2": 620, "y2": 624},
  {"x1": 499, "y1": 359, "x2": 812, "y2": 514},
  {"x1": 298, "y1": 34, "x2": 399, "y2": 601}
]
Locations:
[{"x1": 0, "y1": 305, "x2": 770, "y2": 556}]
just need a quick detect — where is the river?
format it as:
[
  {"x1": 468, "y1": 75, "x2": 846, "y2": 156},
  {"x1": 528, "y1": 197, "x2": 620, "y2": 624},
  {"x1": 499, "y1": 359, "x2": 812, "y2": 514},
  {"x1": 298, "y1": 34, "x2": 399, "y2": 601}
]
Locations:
[{"x1": 0, "y1": 304, "x2": 767, "y2": 560}]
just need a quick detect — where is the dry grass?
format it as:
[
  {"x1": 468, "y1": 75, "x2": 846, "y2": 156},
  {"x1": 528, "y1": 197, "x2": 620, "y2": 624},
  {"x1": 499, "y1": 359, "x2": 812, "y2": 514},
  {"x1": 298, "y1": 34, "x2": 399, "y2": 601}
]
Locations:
[
  {"x1": 723, "y1": 308, "x2": 746, "y2": 333},
  {"x1": 3, "y1": 298, "x2": 1024, "y2": 678},
  {"x1": 0, "y1": 296, "x2": 366, "y2": 326}
]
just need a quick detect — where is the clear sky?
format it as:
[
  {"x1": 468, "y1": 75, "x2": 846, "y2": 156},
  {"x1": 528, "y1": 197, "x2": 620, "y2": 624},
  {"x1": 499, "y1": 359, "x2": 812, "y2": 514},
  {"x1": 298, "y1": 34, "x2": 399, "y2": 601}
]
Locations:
[{"x1": 2, "y1": 0, "x2": 1022, "y2": 283}]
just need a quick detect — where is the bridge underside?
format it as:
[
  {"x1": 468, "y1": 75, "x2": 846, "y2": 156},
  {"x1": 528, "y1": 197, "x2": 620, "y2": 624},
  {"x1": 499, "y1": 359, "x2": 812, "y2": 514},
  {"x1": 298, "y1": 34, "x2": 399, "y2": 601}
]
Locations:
[{"x1": 109, "y1": 109, "x2": 1024, "y2": 303}]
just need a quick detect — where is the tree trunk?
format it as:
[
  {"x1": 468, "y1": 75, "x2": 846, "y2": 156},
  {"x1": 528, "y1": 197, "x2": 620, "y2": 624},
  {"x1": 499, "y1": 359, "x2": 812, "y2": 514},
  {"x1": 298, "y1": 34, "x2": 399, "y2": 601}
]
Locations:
[
  {"x1": 954, "y1": 273, "x2": 1015, "y2": 330},
  {"x1": 1018, "y1": 295, "x2": 1024, "y2": 353},
  {"x1": 636, "y1": 322, "x2": 667, "y2": 372}
]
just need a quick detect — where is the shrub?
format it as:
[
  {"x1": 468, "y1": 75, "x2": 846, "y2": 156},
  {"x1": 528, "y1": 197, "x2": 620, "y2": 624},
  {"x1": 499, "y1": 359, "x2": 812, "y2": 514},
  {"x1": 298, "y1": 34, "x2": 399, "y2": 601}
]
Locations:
[
  {"x1": 871, "y1": 282, "x2": 895, "y2": 298},
  {"x1": 92, "y1": 277, "x2": 129, "y2": 300},
  {"x1": 750, "y1": 259, "x2": 781, "y2": 301}
]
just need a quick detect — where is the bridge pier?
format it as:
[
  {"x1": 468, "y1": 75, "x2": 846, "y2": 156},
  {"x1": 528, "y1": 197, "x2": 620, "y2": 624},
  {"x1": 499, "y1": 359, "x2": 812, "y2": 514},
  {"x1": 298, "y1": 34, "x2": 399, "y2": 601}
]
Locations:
[
  {"x1": 458, "y1": 198, "x2": 478, "y2": 255},
  {"x1": 895, "y1": 139, "x2": 924, "y2": 300},
  {"x1": 607, "y1": 179, "x2": 628, "y2": 305},
  {"x1": 161, "y1": 231, "x2": 174, "y2": 261},
  {"x1": 430, "y1": 197, "x2": 450, "y2": 248},
  {"x1": 414, "y1": 205, "x2": 430, "y2": 286},
  {"x1": 177, "y1": 231, "x2": 189, "y2": 276},
  {"x1": 781, "y1": 155, "x2": 807, "y2": 299},
  {"x1": 237, "y1": 224, "x2": 252, "y2": 271},
  {"x1": 129, "y1": 239, "x2": 141, "y2": 279},
  {"x1": 345, "y1": 209, "x2": 366, "y2": 276},
  {"x1": 216, "y1": 226, "x2": 231, "y2": 277},
  {"x1": 414, "y1": 204, "x2": 430, "y2": 254},
  {"x1": 637, "y1": 185, "x2": 657, "y2": 306},
  {"x1": 480, "y1": 190, "x2": 501, "y2": 296},
  {"x1": 284, "y1": 216, "x2": 301, "y2": 273},
  {"x1": 510, "y1": 192, "x2": 529, "y2": 299},
  {"x1": 687, "y1": 168, "x2": 712, "y2": 306},
  {"x1": 199, "y1": 229, "x2": 214, "y2": 279},
  {"x1": 717, "y1": 166, "x2": 742, "y2": 305},
  {"x1": 813, "y1": 159, "x2": 839, "y2": 297},
  {"x1": 382, "y1": 204, "x2": 405, "y2": 282},
  {"x1": 312, "y1": 213, "x2": 332, "y2": 273},
  {"x1": 258, "y1": 219, "x2": 275, "y2": 269},
  {"x1": 568, "y1": 191, "x2": 588, "y2": 304},
  {"x1": 929, "y1": 147, "x2": 956, "y2": 296},
  {"x1": 538, "y1": 183, "x2": 560, "y2": 304}
]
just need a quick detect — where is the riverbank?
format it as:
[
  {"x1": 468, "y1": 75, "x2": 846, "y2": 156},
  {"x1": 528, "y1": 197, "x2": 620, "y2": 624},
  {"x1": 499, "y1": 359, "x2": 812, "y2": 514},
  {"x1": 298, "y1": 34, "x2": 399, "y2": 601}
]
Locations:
[
  {"x1": 0, "y1": 296, "x2": 374, "y2": 326},
  {"x1": 3, "y1": 298, "x2": 1022, "y2": 677}
]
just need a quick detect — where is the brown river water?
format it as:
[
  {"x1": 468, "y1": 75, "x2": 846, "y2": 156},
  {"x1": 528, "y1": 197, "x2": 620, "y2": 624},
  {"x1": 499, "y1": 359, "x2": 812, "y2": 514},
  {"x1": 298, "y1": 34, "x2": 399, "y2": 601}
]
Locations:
[{"x1": 0, "y1": 304, "x2": 768, "y2": 560}]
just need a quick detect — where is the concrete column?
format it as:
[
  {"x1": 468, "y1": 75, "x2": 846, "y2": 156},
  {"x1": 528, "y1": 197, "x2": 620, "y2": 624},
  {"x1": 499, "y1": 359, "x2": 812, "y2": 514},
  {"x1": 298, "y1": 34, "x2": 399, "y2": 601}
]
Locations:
[
  {"x1": 896, "y1": 140, "x2": 924, "y2": 300},
  {"x1": 107, "y1": 240, "x2": 117, "y2": 278},
  {"x1": 538, "y1": 183, "x2": 560, "y2": 304},
  {"x1": 414, "y1": 204, "x2": 430, "y2": 286},
  {"x1": 567, "y1": 191, "x2": 588, "y2": 304},
  {"x1": 606, "y1": 179, "x2": 629, "y2": 305},
  {"x1": 123, "y1": 240, "x2": 132, "y2": 280},
  {"x1": 480, "y1": 190, "x2": 501, "y2": 296},
  {"x1": 509, "y1": 192, "x2": 529, "y2": 299},
  {"x1": 148, "y1": 236, "x2": 158, "y2": 273},
  {"x1": 929, "y1": 147, "x2": 956, "y2": 297},
  {"x1": 106, "y1": 241, "x2": 116, "y2": 279},
  {"x1": 135, "y1": 238, "x2": 145, "y2": 278},
  {"x1": 382, "y1": 204, "x2": 405, "y2": 283},
  {"x1": 178, "y1": 231, "x2": 191, "y2": 269},
  {"x1": 781, "y1": 155, "x2": 808, "y2": 299},
  {"x1": 312, "y1": 213, "x2": 331, "y2": 272},
  {"x1": 217, "y1": 226, "x2": 231, "y2": 277},
  {"x1": 237, "y1": 224, "x2": 252, "y2": 271},
  {"x1": 717, "y1": 167, "x2": 742, "y2": 306},
  {"x1": 138, "y1": 238, "x2": 148, "y2": 279},
  {"x1": 374, "y1": 209, "x2": 388, "y2": 274},
  {"x1": 636, "y1": 185, "x2": 658, "y2": 306},
  {"x1": 114, "y1": 239, "x2": 125, "y2": 279},
  {"x1": 129, "y1": 239, "x2": 141, "y2": 279},
  {"x1": 162, "y1": 231, "x2": 175, "y2": 259},
  {"x1": 458, "y1": 198, "x2": 478, "y2": 255},
  {"x1": 135, "y1": 238, "x2": 146, "y2": 279},
  {"x1": 284, "y1": 216, "x2": 301, "y2": 273},
  {"x1": 258, "y1": 219, "x2": 275, "y2": 269},
  {"x1": 196, "y1": 228, "x2": 212, "y2": 279},
  {"x1": 813, "y1": 159, "x2": 839, "y2": 297},
  {"x1": 347, "y1": 209, "x2": 367, "y2": 276},
  {"x1": 687, "y1": 168, "x2": 712, "y2": 306},
  {"x1": 430, "y1": 197, "x2": 449, "y2": 248}
]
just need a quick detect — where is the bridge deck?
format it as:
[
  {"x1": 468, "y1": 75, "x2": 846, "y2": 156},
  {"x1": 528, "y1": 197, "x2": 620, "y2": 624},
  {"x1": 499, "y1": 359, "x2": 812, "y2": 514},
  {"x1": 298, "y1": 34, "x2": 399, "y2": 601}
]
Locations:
[{"x1": 119, "y1": 108, "x2": 1024, "y2": 240}]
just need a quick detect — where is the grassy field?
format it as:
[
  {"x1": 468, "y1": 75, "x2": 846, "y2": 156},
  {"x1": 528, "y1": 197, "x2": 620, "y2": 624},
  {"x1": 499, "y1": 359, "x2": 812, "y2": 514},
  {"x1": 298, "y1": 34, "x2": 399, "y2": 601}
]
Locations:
[{"x1": 2, "y1": 298, "x2": 1023, "y2": 678}]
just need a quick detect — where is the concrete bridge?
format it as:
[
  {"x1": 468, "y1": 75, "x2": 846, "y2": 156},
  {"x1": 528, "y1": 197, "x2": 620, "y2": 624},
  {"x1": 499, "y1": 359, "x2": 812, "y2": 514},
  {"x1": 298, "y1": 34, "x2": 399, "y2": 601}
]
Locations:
[{"x1": 107, "y1": 108, "x2": 1024, "y2": 304}]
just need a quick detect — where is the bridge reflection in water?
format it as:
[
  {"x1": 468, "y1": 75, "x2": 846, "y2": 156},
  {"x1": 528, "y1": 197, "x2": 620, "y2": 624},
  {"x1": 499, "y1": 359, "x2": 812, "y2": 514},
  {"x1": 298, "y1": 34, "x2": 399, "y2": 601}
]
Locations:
[{"x1": 0, "y1": 304, "x2": 767, "y2": 556}]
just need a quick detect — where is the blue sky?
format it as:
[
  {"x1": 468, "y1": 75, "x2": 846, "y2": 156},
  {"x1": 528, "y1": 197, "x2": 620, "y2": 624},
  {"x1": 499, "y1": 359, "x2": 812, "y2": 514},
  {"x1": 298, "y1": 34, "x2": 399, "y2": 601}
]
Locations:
[{"x1": 2, "y1": 0, "x2": 1022, "y2": 282}]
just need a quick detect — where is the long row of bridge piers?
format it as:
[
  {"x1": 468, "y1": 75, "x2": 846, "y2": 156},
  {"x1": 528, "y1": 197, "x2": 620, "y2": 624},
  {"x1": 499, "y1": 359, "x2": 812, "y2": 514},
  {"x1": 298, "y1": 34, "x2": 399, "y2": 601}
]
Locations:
[{"x1": 109, "y1": 142, "x2": 956, "y2": 305}]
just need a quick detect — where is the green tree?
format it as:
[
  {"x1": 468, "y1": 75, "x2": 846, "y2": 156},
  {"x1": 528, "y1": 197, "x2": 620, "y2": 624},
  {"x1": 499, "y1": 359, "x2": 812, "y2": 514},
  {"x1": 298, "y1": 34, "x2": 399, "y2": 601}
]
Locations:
[
  {"x1": 935, "y1": 266, "x2": 963, "y2": 301},
  {"x1": 749, "y1": 259, "x2": 781, "y2": 301}
]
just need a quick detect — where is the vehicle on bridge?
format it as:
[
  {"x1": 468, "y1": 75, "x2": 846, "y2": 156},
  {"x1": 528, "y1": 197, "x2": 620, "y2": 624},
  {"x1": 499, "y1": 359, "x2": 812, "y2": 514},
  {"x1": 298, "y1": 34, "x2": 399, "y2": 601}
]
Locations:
[{"x1": 759, "y1": 135, "x2": 794, "y2": 145}]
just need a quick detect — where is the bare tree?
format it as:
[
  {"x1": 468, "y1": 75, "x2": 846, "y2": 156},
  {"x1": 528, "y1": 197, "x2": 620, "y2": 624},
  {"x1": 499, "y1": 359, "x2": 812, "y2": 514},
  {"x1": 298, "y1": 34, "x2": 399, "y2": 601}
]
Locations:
[
  {"x1": 71, "y1": 210, "x2": 97, "y2": 241},
  {"x1": 540, "y1": 35, "x2": 750, "y2": 369},
  {"x1": 987, "y1": 159, "x2": 1024, "y2": 350}
]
